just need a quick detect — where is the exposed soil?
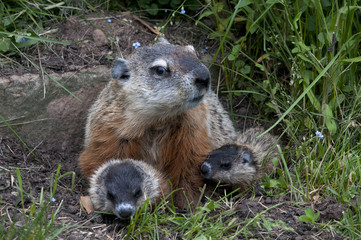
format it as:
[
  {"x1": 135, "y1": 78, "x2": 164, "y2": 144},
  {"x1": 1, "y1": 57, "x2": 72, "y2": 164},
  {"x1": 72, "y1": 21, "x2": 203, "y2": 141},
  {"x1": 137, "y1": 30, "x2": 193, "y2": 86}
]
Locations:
[{"x1": 0, "y1": 12, "x2": 348, "y2": 239}]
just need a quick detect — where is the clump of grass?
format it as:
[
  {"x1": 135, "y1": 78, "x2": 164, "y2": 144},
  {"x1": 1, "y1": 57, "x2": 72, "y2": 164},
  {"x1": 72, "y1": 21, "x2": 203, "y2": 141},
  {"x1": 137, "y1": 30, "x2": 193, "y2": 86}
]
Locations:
[
  {"x1": 0, "y1": 165, "x2": 76, "y2": 239},
  {"x1": 338, "y1": 199, "x2": 361, "y2": 239},
  {"x1": 116, "y1": 188, "x2": 251, "y2": 239},
  {"x1": 110, "y1": 186, "x2": 293, "y2": 239}
]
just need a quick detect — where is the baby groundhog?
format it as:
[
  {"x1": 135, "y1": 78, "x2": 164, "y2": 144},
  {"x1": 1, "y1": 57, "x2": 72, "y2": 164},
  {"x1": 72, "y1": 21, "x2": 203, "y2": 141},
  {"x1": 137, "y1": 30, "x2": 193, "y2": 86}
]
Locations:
[
  {"x1": 89, "y1": 159, "x2": 170, "y2": 223},
  {"x1": 79, "y1": 39, "x2": 236, "y2": 208},
  {"x1": 201, "y1": 127, "x2": 279, "y2": 190}
]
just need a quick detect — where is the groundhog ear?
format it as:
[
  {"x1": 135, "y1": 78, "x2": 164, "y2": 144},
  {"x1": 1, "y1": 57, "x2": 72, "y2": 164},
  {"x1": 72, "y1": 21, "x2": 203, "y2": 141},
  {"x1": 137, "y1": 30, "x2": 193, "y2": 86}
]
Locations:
[
  {"x1": 184, "y1": 45, "x2": 196, "y2": 55},
  {"x1": 111, "y1": 58, "x2": 130, "y2": 82}
]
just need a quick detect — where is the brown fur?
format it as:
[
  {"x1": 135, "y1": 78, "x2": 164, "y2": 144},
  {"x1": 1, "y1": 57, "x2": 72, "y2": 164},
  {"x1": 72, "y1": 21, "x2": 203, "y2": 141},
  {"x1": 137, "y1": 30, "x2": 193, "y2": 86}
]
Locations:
[{"x1": 78, "y1": 41, "x2": 235, "y2": 209}]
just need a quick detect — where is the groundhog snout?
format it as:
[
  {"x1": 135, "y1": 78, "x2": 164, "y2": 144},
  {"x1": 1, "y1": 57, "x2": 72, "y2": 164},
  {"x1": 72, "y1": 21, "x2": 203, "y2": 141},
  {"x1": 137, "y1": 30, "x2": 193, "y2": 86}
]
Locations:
[
  {"x1": 194, "y1": 75, "x2": 210, "y2": 91},
  {"x1": 115, "y1": 203, "x2": 136, "y2": 220},
  {"x1": 200, "y1": 162, "x2": 212, "y2": 179},
  {"x1": 193, "y1": 66, "x2": 210, "y2": 91}
]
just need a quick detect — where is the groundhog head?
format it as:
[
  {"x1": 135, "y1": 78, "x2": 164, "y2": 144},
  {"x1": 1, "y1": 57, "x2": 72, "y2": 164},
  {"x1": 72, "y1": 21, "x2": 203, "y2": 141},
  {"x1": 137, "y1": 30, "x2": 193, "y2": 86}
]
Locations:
[
  {"x1": 96, "y1": 161, "x2": 147, "y2": 221},
  {"x1": 201, "y1": 144, "x2": 257, "y2": 186},
  {"x1": 111, "y1": 40, "x2": 211, "y2": 118}
]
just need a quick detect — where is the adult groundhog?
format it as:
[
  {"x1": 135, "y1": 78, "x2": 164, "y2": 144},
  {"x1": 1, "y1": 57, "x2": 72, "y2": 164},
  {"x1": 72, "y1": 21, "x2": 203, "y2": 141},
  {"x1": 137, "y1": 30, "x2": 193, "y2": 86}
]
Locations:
[
  {"x1": 78, "y1": 39, "x2": 236, "y2": 208},
  {"x1": 89, "y1": 159, "x2": 170, "y2": 223},
  {"x1": 201, "y1": 127, "x2": 279, "y2": 190}
]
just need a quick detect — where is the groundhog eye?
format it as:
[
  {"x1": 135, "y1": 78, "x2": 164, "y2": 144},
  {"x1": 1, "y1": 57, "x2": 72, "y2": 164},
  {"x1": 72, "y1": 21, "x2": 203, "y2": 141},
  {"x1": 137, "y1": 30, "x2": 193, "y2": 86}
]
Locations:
[
  {"x1": 134, "y1": 189, "x2": 142, "y2": 198},
  {"x1": 107, "y1": 192, "x2": 115, "y2": 201},
  {"x1": 220, "y1": 162, "x2": 231, "y2": 170},
  {"x1": 153, "y1": 66, "x2": 169, "y2": 77}
]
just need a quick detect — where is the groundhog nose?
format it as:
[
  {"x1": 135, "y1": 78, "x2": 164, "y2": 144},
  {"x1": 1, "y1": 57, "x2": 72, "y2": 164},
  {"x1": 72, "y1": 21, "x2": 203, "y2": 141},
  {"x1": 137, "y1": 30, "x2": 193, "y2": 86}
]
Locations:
[
  {"x1": 115, "y1": 203, "x2": 136, "y2": 220},
  {"x1": 200, "y1": 162, "x2": 212, "y2": 178},
  {"x1": 194, "y1": 68, "x2": 210, "y2": 91},
  {"x1": 195, "y1": 76, "x2": 210, "y2": 91}
]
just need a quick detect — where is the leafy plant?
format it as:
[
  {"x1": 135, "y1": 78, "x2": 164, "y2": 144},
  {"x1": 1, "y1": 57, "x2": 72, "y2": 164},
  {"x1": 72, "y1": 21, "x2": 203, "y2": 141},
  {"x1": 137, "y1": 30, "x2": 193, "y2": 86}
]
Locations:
[{"x1": 299, "y1": 208, "x2": 320, "y2": 224}]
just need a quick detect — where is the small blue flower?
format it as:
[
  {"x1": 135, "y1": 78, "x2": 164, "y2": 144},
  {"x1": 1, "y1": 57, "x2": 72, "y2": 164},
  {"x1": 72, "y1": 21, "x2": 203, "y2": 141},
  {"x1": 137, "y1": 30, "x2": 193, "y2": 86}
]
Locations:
[
  {"x1": 204, "y1": 40, "x2": 208, "y2": 43},
  {"x1": 132, "y1": 42, "x2": 141, "y2": 49},
  {"x1": 180, "y1": 9, "x2": 186, "y2": 14},
  {"x1": 107, "y1": 18, "x2": 112, "y2": 23},
  {"x1": 201, "y1": 50, "x2": 205, "y2": 54},
  {"x1": 165, "y1": 10, "x2": 168, "y2": 13},
  {"x1": 51, "y1": 197, "x2": 56, "y2": 202},
  {"x1": 205, "y1": 46, "x2": 209, "y2": 50},
  {"x1": 175, "y1": 22, "x2": 180, "y2": 26},
  {"x1": 287, "y1": 98, "x2": 292, "y2": 103},
  {"x1": 315, "y1": 131, "x2": 324, "y2": 139},
  {"x1": 20, "y1": 37, "x2": 26, "y2": 43}
]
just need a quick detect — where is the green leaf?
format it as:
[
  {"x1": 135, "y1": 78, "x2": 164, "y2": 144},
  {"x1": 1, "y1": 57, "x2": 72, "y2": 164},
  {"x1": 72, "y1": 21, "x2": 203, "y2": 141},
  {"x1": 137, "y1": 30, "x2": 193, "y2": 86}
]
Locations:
[
  {"x1": 147, "y1": 3, "x2": 159, "y2": 15},
  {"x1": 2, "y1": 16, "x2": 14, "y2": 26},
  {"x1": 342, "y1": 56, "x2": 361, "y2": 63},
  {"x1": 239, "y1": 0, "x2": 252, "y2": 8},
  {"x1": 299, "y1": 215, "x2": 312, "y2": 223},
  {"x1": 241, "y1": 65, "x2": 251, "y2": 74},
  {"x1": 255, "y1": 63, "x2": 265, "y2": 71},
  {"x1": 263, "y1": 217, "x2": 273, "y2": 231},
  {"x1": 0, "y1": 31, "x2": 71, "y2": 45},
  {"x1": 0, "y1": 38, "x2": 11, "y2": 52},
  {"x1": 297, "y1": 41, "x2": 311, "y2": 51},
  {"x1": 304, "y1": 208, "x2": 314, "y2": 216},
  {"x1": 297, "y1": 53, "x2": 313, "y2": 64},
  {"x1": 339, "y1": 5, "x2": 361, "y2": 14},
  {"x1": 292, "y1": 11, "x2": 302, "y2": 31},
  {"x1": 272, "y1": 157, "x2": 279, "y2": 167},
  {"x1": 228, "y1": 54, "x2": 235, "y2": 61},
  {"x1": 269, "y1": 179, "x2": 280, "y2": 188},
  {"x1": 315, "y1": 210, "x2": 320, "y2": 221},
  {"x1": 208, "y1": 31, "x2": 223, "y2": 39},
  {"x1": 305, "y1": 88, "x2": 321, "y2": 111},
  {"x1": 213, "y1": 2, "x2": 224, "y2": 13},
  {"x1": 197, "y1": 11, "x2": 214, "y2": 21},
  {"x1": 205, "y1": 200, "x2": 215, "y2": 211},
  {"x1": 324, "y1": 104, "x2": 337, "y2": 135},
  {"x1": 194, "y1": 235, "x2": 207, "y2": 240},
  {"x1": 299, "y1": 208, "x2": 320, "y2": 223}
]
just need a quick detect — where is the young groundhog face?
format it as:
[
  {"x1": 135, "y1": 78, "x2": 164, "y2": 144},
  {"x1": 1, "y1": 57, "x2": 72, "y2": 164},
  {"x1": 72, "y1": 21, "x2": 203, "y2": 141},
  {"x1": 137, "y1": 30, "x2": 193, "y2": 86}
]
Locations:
[
  {"x1": 201, "y1": 144, "x2": 257, "y2": 185},
  {"x1": 111, "y1": 41, "x2": 211, "y2": 118},
  {"x1": 100, "y1": 162, "x2": 147, "y2": 221},
  {"x1": 89, "y1": 159, "x2": 169, "y2": 223}
]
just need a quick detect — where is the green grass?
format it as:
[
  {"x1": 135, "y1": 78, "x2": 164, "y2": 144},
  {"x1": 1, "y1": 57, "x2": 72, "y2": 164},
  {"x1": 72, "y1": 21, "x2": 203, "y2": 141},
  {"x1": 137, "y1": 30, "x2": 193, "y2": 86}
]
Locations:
[
  {"x1": 205, "y1": 0, "x2": 361, "y2": 237},
  {"x1": 1, "y1": 0, "x2": 361, "y2": 239},
  {"x1": 118, "y1": 188, "x2": 290, "y2": 239},
  {"x1": 0, "y1": 166, "x2": 76, "y2": 239}
]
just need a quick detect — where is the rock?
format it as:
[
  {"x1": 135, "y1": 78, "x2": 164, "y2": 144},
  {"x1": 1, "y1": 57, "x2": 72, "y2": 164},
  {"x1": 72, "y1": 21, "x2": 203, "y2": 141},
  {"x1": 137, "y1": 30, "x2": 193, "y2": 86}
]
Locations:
[
  {"x1": 92, "y1": 29, "x2": 108, "y2": 46},
  {"x1": 0, "y1": 66, "x2": 109, "y2": 150}
]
